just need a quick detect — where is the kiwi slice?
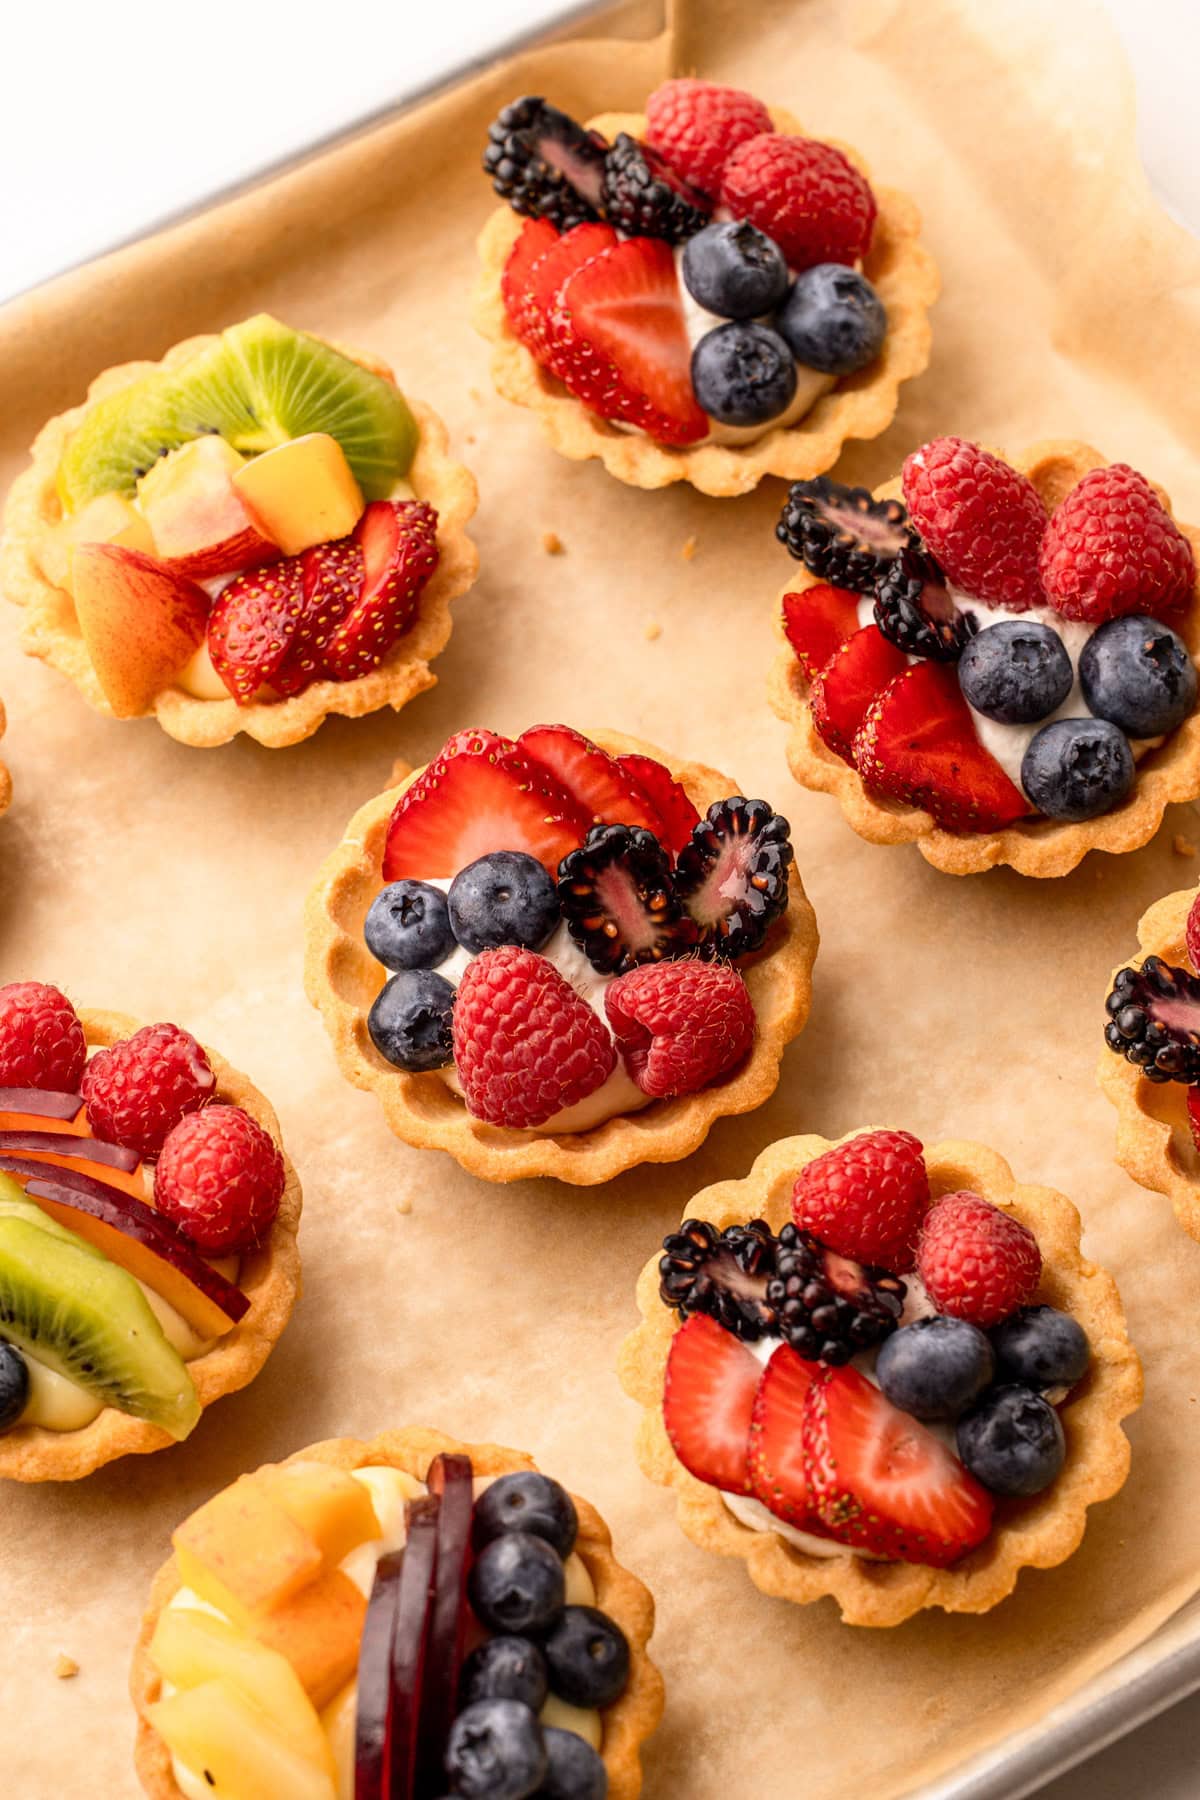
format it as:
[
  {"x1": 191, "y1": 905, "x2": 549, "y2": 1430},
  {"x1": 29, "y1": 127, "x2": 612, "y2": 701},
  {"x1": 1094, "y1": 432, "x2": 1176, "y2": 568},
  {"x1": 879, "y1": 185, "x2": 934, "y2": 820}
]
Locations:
[
  {"x1": 57, "y1": 314, "x2": 418, "y2": 511},
  {"x1": 0, "y1": 1212, "x2": 199, "y2": 1439}
]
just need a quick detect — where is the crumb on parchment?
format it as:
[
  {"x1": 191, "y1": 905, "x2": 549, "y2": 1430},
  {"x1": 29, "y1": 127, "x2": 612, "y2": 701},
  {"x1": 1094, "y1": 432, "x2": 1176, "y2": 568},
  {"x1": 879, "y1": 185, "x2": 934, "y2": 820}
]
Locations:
[
  {"x1": 54, "y1": 1654, "x2": 79, "y2": 1680},
  {"x1": 681, "y1": 535, "x2": 698, "y2": 560},
  {"x1": 644, "y1": 621, "x2": 662, "y2": 642},
  {"x1": 541, "y1": 531, "x2": 565, "y2": 555},
  {"x1": 1174, "y1": 835, "x2": 1197, "y2": 857}
]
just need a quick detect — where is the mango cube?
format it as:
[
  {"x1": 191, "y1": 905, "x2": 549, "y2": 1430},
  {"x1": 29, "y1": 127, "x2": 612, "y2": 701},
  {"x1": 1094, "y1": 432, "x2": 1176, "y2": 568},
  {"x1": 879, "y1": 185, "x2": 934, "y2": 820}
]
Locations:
[
  {"x1": 173, "y1": 1475, "x2": 322, "y2": 1628},
  {"x1": 250, "y1": 1567, "x2": 366, "y2": 1711},
  {"x1": 233, "y1": 433, "x2": 364, "y2": 555},
  {"x1": 262, "y1": 1461, "x2": 381, "y2": 1568},
  {"x1": 146, "y1": 1678, "x2": 336, "y2": 1800}
]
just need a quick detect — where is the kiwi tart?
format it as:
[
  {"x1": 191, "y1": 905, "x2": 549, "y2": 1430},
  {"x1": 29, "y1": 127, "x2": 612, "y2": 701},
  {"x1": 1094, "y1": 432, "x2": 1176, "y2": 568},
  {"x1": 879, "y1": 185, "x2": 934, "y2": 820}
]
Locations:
[{"x1": 1, "y1": 317, "x2": 479, "y2": 749}]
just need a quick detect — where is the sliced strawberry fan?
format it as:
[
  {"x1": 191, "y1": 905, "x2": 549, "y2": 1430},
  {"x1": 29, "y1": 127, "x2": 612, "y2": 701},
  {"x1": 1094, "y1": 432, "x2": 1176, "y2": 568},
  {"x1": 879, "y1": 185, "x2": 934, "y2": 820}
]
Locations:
[{"x1": 854, "y1": 663, "x2": 1027, "y2": 833}]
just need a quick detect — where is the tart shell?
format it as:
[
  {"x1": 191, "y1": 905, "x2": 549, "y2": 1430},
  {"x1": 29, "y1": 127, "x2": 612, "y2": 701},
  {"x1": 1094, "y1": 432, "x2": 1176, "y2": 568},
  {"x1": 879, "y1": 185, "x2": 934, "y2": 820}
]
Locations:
[
  {"x1": 303, "y1": 729, "x2": 819, "y2": 1185},
  {"x1": 618, "y1": 1131, "x2": 1142, "y2": 1627},
  {"x1": 0, "y1": 1008, "x2": 302, "y2": 1482},
  {"x1": 473, "y1": 109, "x2": 939, "y2": 497},
  {"x1": 1097, "y1": 880, "x2": 1200, "y2": 1243},
  {"x1": 768, "y1": 440, "x2": 1200, "y2": 876},
  {"x1": 0, "y1": 697, "x2": 12, "y2": 819},
  {"x1": 0, "y1": 334, "x2": 480, "y2": 749},
  {"x1": 130, "y1": 1425, "x2": 663, "y2": 1800}
]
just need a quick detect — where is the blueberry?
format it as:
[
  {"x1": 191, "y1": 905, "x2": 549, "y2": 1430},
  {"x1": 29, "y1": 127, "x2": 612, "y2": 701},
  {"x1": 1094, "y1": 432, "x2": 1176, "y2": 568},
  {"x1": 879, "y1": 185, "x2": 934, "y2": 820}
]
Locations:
[
  {"x1": 367, "y1": 969, "x2": 455, "y2": 1072},
  {"x1": 460, "y1": 1637, "x2": 549, "y2": 1712},
  {"x1": 990, "y1": 1305, "x2": 1090, "y2": 1390},
  {"x1": 875, "y1": 1317, "x2": 995, "y2": 1421},
  {"x1": 474, "y1": 1473, "x2": 578, "y2": 1558},
  {"x1": 536, "y1": 1727, "x2": 608, "y2": 1800},
  {"x1": 444, "y1": 1699, "x2": 547, "y2": 1800},
  {"x1": 681, "y1": 220, "x2": 789, "y2": 319},
  {"x1": 449, "y1": 853, "x2": 560, "y2": 955},
  {"x1": 1021, "y1": 717, "x2": 1135, "y2": 821},
  {"x1": 956, "y1": 1384, "x2": 1066, "y2": 1497},
  {"x1": 958, "y1": 621, "x2": 1074, "y2": 725},
  {"x1": 0, "y1": 1341, "x2": 28, "y2": 1431},
  {"x1": 777, "y1": 264, "x2": 887, "y2": 376},
  {"x1": 469, "y1": 1533, "x2": 566, "y2": 1637},
  {"x1": 1079, "y1": 615, "x2": 1197, "y2": 738},
  {"x1": 690, "y1": 322, "x2": 797, "y2": 427},
  {"x1": 541, "y1": 1607, "x2": 629, "y2": 1710},
  {"x1": 364, "y1": 879, "x2": 455, "y2": 971}
]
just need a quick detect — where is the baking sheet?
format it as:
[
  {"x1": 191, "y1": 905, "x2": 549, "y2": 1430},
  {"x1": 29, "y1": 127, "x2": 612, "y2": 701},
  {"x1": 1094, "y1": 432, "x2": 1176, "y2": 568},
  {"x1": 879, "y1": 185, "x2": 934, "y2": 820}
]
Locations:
[{"x1": 3, "y1": 0, "x2": 1200, "y2": 1795}]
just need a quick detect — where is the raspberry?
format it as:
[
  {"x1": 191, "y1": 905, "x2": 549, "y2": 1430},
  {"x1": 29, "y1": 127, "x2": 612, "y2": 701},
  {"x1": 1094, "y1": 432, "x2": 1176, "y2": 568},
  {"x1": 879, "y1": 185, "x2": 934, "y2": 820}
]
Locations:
[
  {"x1": 791, "y1": 1129, "x2": 929, "y2": 1272},
  {"x1": 718, "y1": 134, "x2": 876, "y2": 271},
  {"x1": 81, "y1": 1022, "x2": 215, "y2": 1158},
  {"x1": 644, "y1": 79, "x2": 773, "y2": 199},
  {"x1": 1189, "y1": 1086, "x2": 1200, "y2": 1154},
  {"x1": 1188, "y1": 891, "x2": 1200, "y2": 974},
  {"x1": 916, "y1": 1192, "x2": 1042, "y2": 1329},
  {"x1": 604, "y1": 960, "x2": 754, "y2": 1099},
  {"x1": 155, "y1": 1104, "x2": 286, "y2": 1253},
  {"x1": 452, "y1": 946, "x2": 616, "y2": 1129},
  {"x1": 902, "y1": 438, "x2": 1048, "y2": 612},
  {"x1": 0, "y1": 982, "x2": 86, "y2": 1092},
  {"x1": 1038, "y1": 463, "x2": 1196, "y2": 624}
]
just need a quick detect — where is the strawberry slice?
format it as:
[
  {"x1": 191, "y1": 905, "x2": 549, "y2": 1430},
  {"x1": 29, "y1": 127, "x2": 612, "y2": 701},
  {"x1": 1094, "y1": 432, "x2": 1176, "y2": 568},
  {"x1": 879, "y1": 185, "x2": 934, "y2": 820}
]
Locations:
[
  {"x1": 518, "y1": 724, "x2": 666, "y2": 837},
  {"x1": 747, "y1": 1343, "x2": 830, "y2": 1532},
  {"x1": 501, "y1": 217, "x2": 560, "y2": 346},
  {"x1": 663, "y1": 1313, "x2": 760, "y2": 1497},
  {"x1": 323, "y1": 500, "x2": 439, "y2": 682},
  {"x1": 272, "y1": 536, "x2": 363, "y2": 697},
  {"x1": 522, "y1": 222, "x2": 617, "y2": 365},
  {"x1": 382, "y1": 727, "x2": 590, "y2": 881},
  {"x1": 783, "y1": 584, "x2": 863, "y2": 681},
  {"x1": 802, "y1": 1364, "x2": 993, "y2": 1567},
  {"x1": 809, "y1": 624, "x2": 908, "y2": 765},
  {"x1": 552, "y1": 238, "x2": 709, "y2": 446},
  {"x1": 207, "y1": 558, "x2": 305, "y2": 704},
  {"x1": 616, "y1": 753, "x2": 700, "y2": 855},
  {"x1": 853, "y1": 662, "x2": 1029, "y2": 833}
]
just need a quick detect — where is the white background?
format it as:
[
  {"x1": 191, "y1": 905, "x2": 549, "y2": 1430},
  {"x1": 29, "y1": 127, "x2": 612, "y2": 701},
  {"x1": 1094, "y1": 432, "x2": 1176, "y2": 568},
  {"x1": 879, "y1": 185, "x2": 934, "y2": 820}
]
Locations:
[{"x1": 2, "y1": 0, "x2": 1200, "y2": 1793}]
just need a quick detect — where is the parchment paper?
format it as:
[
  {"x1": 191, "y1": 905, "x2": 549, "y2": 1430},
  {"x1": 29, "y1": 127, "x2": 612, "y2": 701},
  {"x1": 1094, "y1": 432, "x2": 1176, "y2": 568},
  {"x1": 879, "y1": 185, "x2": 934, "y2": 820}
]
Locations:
[{"x1": 2, "y1": 2, "x2": 1200, "y2": 1795}]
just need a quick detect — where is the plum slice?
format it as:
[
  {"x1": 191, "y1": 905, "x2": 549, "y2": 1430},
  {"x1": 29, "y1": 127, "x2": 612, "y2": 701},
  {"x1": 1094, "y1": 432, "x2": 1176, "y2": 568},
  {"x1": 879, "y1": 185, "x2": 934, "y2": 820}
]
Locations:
[
  {"x1": 355, "y1": 1548, "x2": 404, "y2": 1800},
  {"x1": 416, "y1": 1453, "x2": 475, "y2": 1793},
  {"x1": 389, "y1": 1495, "x2": 440, "y2": 1800},
  {"x1": 0, "y1": 1088, "x2": 86, "y2": 1134}
]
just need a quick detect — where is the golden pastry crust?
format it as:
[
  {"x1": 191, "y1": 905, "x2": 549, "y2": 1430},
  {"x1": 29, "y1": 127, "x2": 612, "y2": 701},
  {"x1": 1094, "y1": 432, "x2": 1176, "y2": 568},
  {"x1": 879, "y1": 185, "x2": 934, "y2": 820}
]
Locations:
[
  {"x1": 0, "y1": 698, "x2": 12, "y2": 819},
  {"x1": 1097, "y1": 880, "x2": 1200, "y2": 1242},
  {"x1": 0, "y1": 1008, "x2": 302, "y2": 1482},
  {"x1": 304, "y1": 729, "x2": 818, "y2": 1185},
  {"x1": 618, "y1": 1131, "x2": 1142, "y2": 1627},
  {"x1": 473, "y1": 109, "x2": 939, "y2": 497},
  {"x1": 768, "y1": 440, "x2": 1200, "y2": 876},
  {"x1": 130, "y1": 1425, "x2": 663, "y2": 1800},
  {"x1": 0, "y1": 334, "x2": 479, "y2": 749}
]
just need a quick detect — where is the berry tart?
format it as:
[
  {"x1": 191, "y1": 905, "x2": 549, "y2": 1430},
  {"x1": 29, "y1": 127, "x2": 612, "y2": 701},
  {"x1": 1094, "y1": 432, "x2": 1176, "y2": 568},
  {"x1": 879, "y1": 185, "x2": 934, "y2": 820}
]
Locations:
[
  {"x1": 474, "y1": 81, "x2": 936, "y2": 495},
  {"x1": 305, "y1": 723, "x2": 817, "y2": 1185},
  {"x1": 131, "y1": 1427, "x2": 662, "y2": 1800},
  {"x1": 1, "y1": 316, "x2": 478, "y2": 748},
  {"x1": 768, "y1": 438, "x2": 1200, "y2": 875},
  {"x1": 0, "y1": 982, "x2": 301, "y2": 1481},
  {"x1": 620, "y1": 1129, "x2": 1141, "y2": 1625}
]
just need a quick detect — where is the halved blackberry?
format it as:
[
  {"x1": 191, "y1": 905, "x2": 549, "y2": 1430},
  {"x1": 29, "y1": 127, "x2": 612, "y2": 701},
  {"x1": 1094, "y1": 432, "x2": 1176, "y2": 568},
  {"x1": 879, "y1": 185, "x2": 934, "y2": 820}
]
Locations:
[
  {"x1": 659, "y1": 1218, "x2": 778, "y2": 1341},
  {"x1": 766, "y1": 1225, "x2": 905, "y2": 1365},
  {"x1": 873, "y1": 545, "x2": 975, "y2": 662},
  {"x1": 483, "y1": 97, "x2": 608, "y2": 230},
  {"x1": 601, "y1": 134, "x2": 711, "y2": 243},
  {"x1": 1105, "y1": 957, "x2": 1200, "y2": 1083},
  {"x1": 777, "y1": 477, "x2": 915, "y2": 594},
  {"x1": 558, "y1": 824, "x2": 698, "y2": 975},
  {"x1": 673, "y1": 799, "x2": 793, "y2": 961}
]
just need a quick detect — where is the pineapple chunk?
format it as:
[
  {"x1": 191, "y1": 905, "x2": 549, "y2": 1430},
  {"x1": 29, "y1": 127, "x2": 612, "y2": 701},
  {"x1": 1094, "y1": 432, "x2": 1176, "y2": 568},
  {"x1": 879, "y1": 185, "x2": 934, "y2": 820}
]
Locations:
[
  {"x1": 251, "y1": 1568, "x2": 366, "y2": 1711},
  {"x1": 147, "y1": 1678, "x2": 336, "y2": 1800},
  {"x1": 262, "y1": 1461, "x2": 381, "y2": 1567},
  {"x1": 42, "y1": 492, "x2": 155, "y2": 589},
  {"x1": 233, "y1": 433, "x2": 364, "y2": 556},
  {"x1": 173, "y1": 1475, "x2": 322, "y2": 1628}
]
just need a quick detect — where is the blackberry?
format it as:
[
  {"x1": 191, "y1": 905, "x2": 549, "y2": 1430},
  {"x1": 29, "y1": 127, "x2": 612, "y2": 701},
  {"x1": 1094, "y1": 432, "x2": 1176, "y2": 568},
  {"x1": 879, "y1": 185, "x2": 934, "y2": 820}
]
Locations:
[
  {"x1": 766, "y1": 1224, "x2": 905, "y2": 1364},
  {"x1": 673, "y1": 798, "x2": 793, "y2": 961},
  {"x1": 483, "y1": 96, "x2": 608, "y2": 230},
  {"x1": 558, "y1": 824, "x2": 697, "y2": 975},
  {"x1": 1105, "y1": 957, "x2": 1200, "y2": 1083},
  {"x1": 601, "y1": 133, "x2": 711, "y2": 242},
  {"x1": 777, "y1": 477, "x2": 915, "y2": 594},
  {"x1": 873, "y1": 545, "x2": 974, "y2": 662},
  {"x1": 659, "y1": 1218, "x2": 778, "y2": 1341}
]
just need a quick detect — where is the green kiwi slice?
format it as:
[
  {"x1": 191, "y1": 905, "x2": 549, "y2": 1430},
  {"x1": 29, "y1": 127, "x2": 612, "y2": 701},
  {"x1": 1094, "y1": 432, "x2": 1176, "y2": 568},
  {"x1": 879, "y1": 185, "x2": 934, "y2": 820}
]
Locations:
[
  {"x1": 0, "y1": 1211, "x2": 200, "y2": 1439},
  {"x1": 57, "y1": 314, "x2": 418, "y2": 511}
]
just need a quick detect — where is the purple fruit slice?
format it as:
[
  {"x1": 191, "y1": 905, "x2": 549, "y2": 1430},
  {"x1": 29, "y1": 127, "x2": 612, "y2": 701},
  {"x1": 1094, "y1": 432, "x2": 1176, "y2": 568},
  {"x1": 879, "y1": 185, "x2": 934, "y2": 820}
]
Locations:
[
  {"x1": 389, "y1": 1495, "x2": 440, "y2": 1800},
  {"x1": 416, "y1": 1454, "x2": 475, "y2": 1793},
  {"x1": 355, "y1": 1549, "x2": 403, "y2": 1800},
  {"x1": 0, "y1": 1088, "x2": 86, "y2": 1132}
]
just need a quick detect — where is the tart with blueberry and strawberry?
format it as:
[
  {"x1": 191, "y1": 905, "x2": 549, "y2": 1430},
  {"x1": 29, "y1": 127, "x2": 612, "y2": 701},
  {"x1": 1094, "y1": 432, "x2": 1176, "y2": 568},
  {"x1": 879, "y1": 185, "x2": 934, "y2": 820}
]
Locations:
[
  {"x1": 768, "y1": 438, "x2": 1200, "y2": 875},
  {"x1": 305, "y1": 723, "x2": 817, "y2": 1185},
  {"x1": 1, "y1": 316, "x2": 478, "y2": 748},
  {"x1": 620, "y1": 1129, "x2": 1141, "y2": 1625},
  {"x1": 0, "y1": 982, "x2": 300, "y2": 1481},
  {"x1": 474, "y1": 80, "x2": 937, "y2": 495},
  {"x1": 131, "y1": 1427, "x2": 662, "y2": 1800}
]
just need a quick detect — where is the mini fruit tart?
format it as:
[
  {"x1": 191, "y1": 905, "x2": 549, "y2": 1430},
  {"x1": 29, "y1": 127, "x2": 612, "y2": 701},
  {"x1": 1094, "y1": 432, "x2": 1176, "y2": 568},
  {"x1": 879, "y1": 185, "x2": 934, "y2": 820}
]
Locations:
[
  {"x1": 768, "y1": 438, "x2": 1200, "y2": 875},
  {"x1": 131, "y1": 1427, "x2": 663, "y2": 1800},
  {"x1": 474, "y1": 81, "x2": 937, "y2": 495},
  {"x1": 1099, "y1": 877, "x2": 1200, "y2": 1243},
  {"x1": 0, "y1": 982, "x2": 301, "y2": 1481},
  {"x1": 1, "y1": 316, "x2": 479, "y2": 748},
  {"x1": 620, "y1": 1129, "x2": 1141, "y2": 1626},
  {"x1": 305, "y1": 723, "x2": 817, "y2": 1184}
]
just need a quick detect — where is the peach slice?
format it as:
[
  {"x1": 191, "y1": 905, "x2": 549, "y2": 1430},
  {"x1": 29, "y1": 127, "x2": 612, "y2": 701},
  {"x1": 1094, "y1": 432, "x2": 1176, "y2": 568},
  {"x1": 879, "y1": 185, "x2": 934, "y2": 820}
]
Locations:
[
  {"x1": 251, "y1": 1567, "x2": 367, "y2": 1711},
  {"x1": 233, "y1": 433, "x2": 364, "y2": 556},
  {"x1": 137, "y1": 436, "x2": 279, "y2": 579},
  {"x1": 71, "y1": 543, "x2": 209, "y2": 717},
  {"x1": 0, "y1": 1129, "x2": 143, "y2": 1199},
  {"x1": 174, "y1": 1475, "x2": 323, "y2": 1626},
  {"x1": 0, "y1": 1088, "x2": 86, "y2": 1136}
]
